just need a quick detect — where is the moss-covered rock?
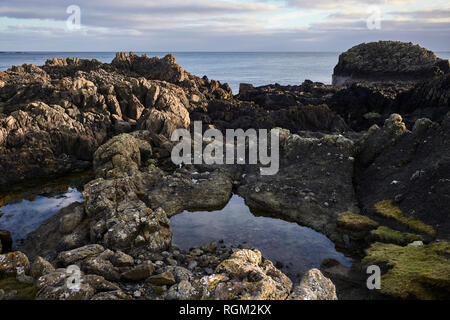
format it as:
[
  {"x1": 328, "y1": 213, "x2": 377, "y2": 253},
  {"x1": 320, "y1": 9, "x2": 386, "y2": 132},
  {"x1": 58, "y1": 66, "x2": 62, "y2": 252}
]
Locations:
[
  {"x1": 337, "y1": 212, "x2": 379, "y2": 232},
  {"x1": 373, "y1": 200, "x2": 436, "y2": 238},
  {"x1": 362, "y1": 242, "x2": 450, "y2": 299},
  {"x1": 370, "y1": 226, "x2": 424, "y2": 246},
  {"x1": 0, "y1": 275, "x2": 37, "y2": 300}
]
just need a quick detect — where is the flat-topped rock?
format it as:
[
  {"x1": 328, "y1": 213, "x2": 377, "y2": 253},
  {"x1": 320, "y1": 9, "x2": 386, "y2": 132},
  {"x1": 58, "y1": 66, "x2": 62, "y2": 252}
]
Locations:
[{"x1": 333, "y1": 41, "x2": 449, "y2": 85}]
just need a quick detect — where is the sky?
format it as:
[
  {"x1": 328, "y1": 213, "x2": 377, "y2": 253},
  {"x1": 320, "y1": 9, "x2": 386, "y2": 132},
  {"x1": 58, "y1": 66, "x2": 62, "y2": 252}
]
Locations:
[{"x1": 0, "y1": 0, "x2": 449, "y2": 52}]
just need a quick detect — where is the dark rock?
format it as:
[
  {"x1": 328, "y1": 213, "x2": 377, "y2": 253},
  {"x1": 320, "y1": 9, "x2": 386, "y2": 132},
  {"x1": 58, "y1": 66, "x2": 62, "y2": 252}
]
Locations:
[
  {"x1": 0, "y1": 230, "x2": 12, "y2": 253},
  {"x1": 333, "y1": 41, "x2": 449, "y2": 85}
]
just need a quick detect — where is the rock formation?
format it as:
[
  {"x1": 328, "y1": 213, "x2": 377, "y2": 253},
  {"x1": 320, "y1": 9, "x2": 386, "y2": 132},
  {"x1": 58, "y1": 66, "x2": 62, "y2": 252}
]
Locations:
[
  {"x1": 1, "y1": 42, "x2": 449, "y2": 300},
  {"x1": 333, "y1": 41, "x2": 449, "y2": 85}
]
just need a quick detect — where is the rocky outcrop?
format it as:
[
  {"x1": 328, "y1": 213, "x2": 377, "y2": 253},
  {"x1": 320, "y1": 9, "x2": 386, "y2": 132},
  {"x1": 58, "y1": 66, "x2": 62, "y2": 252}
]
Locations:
[
  {"x1": 237, "y1": 128, "x2": 360, "y2": 242},
  {"x1": 333, "y1": 41, "x2": 449, "y2": 85},
  {"x1": 355, "y1": 113, "x2": 450, "y2": 240},
  {"x1": 0, "y1": 55, "x2": 206, "y2": 189}
]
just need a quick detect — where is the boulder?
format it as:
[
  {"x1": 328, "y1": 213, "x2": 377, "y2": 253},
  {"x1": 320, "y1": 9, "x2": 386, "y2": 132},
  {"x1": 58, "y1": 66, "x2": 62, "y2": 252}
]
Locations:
[
  {"x1": 288, "y1": 269, "x2": 338, "y2": 300},
  {"x1": 121, "y1": 261, "x2": 154, "y2": 281},
  {"x1": 200, "y1": 249, "x2": 292, "y2": 300},
  {"x1": 30, "y1": 256, "x2": 55, "y2": 278},
  {"x1": 146, "y1": 271, "x2": 176, "y2": 286},
  {"x1": 0, "y1": 251, "x2": 30, "y2": 276}
]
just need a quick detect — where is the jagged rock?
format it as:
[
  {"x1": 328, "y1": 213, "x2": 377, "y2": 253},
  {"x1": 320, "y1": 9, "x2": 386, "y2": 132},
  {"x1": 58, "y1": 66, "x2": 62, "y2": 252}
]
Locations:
[
  {"x1": 288, "y1": 269, "x2": 338, "y2": 300},
  {"x1": 333, "y1": 41, "x2": 449, "y2": 85},
  {"x1": 0, "y1": 101, "x2": 110, "y2": 187},
  {"x1": 137, "y1": 81, "x2": 191, "y2": 138},
  {"x1": 83, "y1": 176, "x2": 172, "y2": 252},
  {"x1": 355, "y1": 113, "x2": 450, "y2": 240},
  {"x1": 200, "y1": 249, "x2": 292, "y2": 300}
]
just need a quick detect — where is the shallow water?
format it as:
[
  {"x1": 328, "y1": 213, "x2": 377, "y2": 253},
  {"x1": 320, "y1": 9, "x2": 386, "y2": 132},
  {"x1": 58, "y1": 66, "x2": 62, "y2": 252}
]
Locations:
[
  {"x1": 171, "y1": 195, "x2": 353, "y2": 281},
  {"x1": 0, "y1": 187, "x2": 83, "y2": 246}
]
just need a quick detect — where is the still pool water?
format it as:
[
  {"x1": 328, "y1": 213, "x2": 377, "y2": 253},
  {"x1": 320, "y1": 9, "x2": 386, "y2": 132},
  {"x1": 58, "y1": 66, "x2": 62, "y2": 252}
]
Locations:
[
  {"x1": 0, "y1": 187, "x2": 83, "y2": 246},
  {"x1": 171, "y1": 195, "x2": 353, "y2": 281}
]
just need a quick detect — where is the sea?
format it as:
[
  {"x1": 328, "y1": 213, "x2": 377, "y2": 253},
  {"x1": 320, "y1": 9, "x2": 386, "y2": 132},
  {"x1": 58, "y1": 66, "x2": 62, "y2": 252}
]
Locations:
[{"x1": 2, "y1": 52, "x2": 450, "y2": 94}]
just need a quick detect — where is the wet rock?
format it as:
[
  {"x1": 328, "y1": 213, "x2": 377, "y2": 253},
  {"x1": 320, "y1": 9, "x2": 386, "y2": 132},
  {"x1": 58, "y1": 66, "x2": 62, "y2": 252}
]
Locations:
[
  {"x1": 59, "y1": 205, "x2": 85, "y2": 234},
  {"x1": 288, "y1": 269, "x2": 338, "y2": 300},
  {"x1": 201, "y1": 241, "x2": 217, "y2": 253}
]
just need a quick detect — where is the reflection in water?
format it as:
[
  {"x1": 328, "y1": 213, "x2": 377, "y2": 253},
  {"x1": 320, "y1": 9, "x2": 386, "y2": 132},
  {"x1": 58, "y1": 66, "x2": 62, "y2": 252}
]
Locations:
[
  {"x1": 171, "y1": 195, "x2": 353, "y2": 281},
  {"x1": 0, "y1": 188, "x2": 83, "y2": 246}
]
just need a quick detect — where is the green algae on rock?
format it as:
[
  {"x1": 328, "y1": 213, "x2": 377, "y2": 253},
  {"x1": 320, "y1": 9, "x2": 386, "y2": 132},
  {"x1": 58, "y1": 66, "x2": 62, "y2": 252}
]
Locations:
[
  {"x1": 370, "y1": 226, "x2": 424, "y2": 246},
  {"x1": 372, "y1": 200, "x2": 437, "y2": 238},
  {"x1": 362, "y1": 242, "x2": 450, "y2": 300},
  {"x1": 337, "y1": 212, "x2": 379, "y2": 232}
]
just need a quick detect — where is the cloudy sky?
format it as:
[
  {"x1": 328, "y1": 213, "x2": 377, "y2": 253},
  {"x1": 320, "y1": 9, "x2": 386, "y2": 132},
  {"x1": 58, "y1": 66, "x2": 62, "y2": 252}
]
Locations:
[{"x1": 0, "y1": 0, "x2": 449, "y2": 51}]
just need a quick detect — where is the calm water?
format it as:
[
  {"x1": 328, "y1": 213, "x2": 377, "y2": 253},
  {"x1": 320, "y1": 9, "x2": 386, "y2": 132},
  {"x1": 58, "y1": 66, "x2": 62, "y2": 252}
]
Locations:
[
  {"x1": 0, "y1": 187, "x2": 83, "y2": 246},
  {"x1": 0, "y1": 52, "x2": 341, "y2": 93},
  {"x1": 171, "y1": 195, "x2": 353, "y2": 281}
]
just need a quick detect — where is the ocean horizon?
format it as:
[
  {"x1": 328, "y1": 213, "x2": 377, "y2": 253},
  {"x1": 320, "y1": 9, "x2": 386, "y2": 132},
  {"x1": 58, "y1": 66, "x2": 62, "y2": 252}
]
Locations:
[{"x1": 3, "y1": 51, "x2": 449, "y2": 94}]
